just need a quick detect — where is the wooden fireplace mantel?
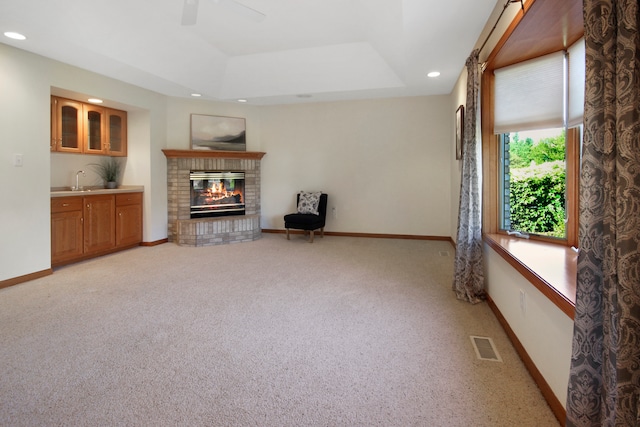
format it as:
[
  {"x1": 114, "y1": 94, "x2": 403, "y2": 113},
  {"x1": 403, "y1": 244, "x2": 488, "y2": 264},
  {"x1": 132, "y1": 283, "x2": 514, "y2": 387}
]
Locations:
[{"x1": 162, "y1": 149, "x2": 266, "y2": 160}]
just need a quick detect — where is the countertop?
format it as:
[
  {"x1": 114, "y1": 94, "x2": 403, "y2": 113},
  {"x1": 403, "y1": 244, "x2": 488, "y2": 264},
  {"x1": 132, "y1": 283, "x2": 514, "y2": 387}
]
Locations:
[{"x1": 51, "y1": 185, "x2": 144, "y2": 197}]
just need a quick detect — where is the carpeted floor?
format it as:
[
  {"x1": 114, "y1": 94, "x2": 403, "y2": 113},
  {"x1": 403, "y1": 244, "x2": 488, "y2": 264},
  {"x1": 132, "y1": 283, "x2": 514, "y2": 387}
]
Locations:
[{"x1": 0, "y1": 234, "x2": 559, "y2": 426}]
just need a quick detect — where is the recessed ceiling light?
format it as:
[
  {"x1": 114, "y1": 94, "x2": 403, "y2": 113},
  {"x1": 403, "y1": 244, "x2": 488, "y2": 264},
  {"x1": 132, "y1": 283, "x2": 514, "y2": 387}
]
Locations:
[
  {"x1": 237, "y1": 99, "x2": 247, "y2": 103},
  {"x1": 191, "y1": 93, "x2": 202, "y2": 97},
  {"x1": 296, "y1": 94, "x2": 312, "y2": 98},
  {"x1": 427, "y1": 71, "x2": 441, "y2": 78},
  {"x1": 88, "y1": 98, "x2": 103, "y2": 104},
  {"x1": 4, "y1": 32, "x2": 26, "y2": 40}
]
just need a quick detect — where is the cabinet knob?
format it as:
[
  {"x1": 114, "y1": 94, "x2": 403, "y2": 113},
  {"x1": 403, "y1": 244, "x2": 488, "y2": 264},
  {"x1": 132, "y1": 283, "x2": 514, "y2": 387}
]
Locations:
[{"x1": 62, "y1": 203, "x2": 69, "y2": 207}]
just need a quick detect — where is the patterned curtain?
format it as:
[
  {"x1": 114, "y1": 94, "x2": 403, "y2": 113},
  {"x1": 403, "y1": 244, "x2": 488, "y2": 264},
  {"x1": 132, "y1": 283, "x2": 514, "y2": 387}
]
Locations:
[
  {"x1": 566, "y1": 1, "x2": 640, "y2": 425},
  {"x1": 452, "y1": 49, "x2": 486, "y2": 304}
]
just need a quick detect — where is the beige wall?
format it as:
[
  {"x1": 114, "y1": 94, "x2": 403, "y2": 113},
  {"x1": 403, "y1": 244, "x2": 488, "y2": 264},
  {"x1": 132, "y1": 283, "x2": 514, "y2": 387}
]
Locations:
[
  {"x1": 0, "y1": 43, "x2": 51, "y2": 280},
  {"x1": 258, "y1": 97, "x2": 452, "y2": 234},
  {"x1": 450, "y1": 70, "x2": 466, "y2": 240},
  {"x1": 164, "y1": 95, "x2": 453, "y2": 235}
]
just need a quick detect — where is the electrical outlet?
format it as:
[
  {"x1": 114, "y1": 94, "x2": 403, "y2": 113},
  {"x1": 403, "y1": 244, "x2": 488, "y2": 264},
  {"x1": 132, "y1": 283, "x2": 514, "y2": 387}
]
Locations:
[
  {"x1": 332, "y1": 206, "x2": 337, "y2": 218},
  {"x1": 519, "y1": 289, "x2": 526, "y2": 314}
]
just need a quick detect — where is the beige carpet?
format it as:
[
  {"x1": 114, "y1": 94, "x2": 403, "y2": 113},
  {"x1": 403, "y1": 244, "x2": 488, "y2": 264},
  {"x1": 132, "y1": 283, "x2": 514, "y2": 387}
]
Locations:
[{"x1": 0, "y1": 234, "x2": 559, "y2": 426}]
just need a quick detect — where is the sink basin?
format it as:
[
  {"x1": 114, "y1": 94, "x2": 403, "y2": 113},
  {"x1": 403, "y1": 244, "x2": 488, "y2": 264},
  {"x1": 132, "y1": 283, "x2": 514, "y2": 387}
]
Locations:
[{"x1": 51, "y1": 186, "x2": 93, "y2": 193}]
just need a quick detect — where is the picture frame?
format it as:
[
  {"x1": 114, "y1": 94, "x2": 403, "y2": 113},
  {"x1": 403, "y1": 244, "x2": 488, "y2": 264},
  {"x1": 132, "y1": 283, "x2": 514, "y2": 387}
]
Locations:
[
  {"x1": 455, "y1": 105, "x2": 464, "y2": 160},
  {"x1": 190, "y1": 114, "x2": 246, "y2": 151}
]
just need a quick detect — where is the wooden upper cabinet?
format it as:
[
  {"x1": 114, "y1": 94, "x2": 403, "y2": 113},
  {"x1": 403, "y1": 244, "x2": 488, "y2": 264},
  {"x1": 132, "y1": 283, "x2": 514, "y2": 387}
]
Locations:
[
  {"x1": 107, "y1": 108, "x2": 127, "y2": 156},
  {"x1": 51, "y1": 96, "x2": 83, "y2": 153},
  {"x1": 50, "y1": 96, "x2": 127, "y2": 156},
  {"x1": 84, "y1": 104, "x2": 107, "y2": 154}
]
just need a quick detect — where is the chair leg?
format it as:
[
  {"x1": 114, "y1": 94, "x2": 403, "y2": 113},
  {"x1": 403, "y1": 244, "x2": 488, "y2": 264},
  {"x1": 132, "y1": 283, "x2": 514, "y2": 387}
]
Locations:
[
  {"x1": 286, "y1": 228, "x2": 290, "y2": 240},
  {"x1": 309, "y1": 230, "x2": 314, "y2": 243},
  {"x1": 320, "y1": 227, "x2": 324, "y2": 238}
]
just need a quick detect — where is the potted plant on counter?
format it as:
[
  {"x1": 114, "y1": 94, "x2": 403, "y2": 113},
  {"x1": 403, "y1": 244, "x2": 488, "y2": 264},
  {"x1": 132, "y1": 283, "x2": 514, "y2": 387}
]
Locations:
[{"x1": 91, "y1": 157, "x2": 122, "y2": 189}]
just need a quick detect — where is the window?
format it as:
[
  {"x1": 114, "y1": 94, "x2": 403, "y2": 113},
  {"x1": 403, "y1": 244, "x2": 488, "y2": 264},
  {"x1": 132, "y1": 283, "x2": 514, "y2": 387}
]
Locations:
[
  {"x1": 498, "y1": 125, "x2": 581, "y2": 245},
  {"x1": 485, "y1": 39, "x2": 584, "y2": 247},
  {"x1": 500, "y1": 127, "x2": 567, "y2": 238},
  {"x1": 479, "y1": 0, "x2": 584, "y2": 322}
]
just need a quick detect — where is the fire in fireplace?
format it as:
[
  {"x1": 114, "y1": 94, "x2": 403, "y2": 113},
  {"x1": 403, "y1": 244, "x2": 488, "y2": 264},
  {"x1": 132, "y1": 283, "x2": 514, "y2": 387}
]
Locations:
[{"x1": 190, "y1": 171, "x2": 245, "y2": 218}]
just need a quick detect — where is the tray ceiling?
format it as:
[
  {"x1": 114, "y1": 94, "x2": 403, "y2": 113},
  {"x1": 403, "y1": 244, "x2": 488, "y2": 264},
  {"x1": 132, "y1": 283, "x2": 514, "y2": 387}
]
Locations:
[{"x1": 1, "y1": 0, "x2": 499, "y2": 105}]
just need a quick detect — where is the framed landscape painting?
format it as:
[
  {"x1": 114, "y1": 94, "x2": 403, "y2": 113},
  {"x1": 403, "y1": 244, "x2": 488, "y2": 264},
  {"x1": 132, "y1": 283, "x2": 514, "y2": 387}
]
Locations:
[{"x1": 191, "y1": 114, "x2": 246, "y2": 151}]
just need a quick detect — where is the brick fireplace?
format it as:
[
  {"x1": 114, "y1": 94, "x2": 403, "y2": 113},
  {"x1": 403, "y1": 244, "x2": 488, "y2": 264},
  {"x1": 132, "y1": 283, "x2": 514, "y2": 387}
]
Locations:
[{"x1": 163, "y1": 149, "x2": 266, "y2": 246}]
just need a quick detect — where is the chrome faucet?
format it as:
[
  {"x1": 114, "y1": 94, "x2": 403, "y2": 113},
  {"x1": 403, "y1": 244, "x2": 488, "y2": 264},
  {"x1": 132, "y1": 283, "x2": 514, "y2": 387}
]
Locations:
[{"x1": 74, "y1": 170, "x2": 85, "y2": 191}]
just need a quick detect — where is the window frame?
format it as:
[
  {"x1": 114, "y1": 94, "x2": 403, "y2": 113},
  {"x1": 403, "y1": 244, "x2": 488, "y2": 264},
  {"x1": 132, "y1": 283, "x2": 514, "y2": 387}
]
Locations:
[
  {"x1": 482, "y1": 68, "x2": 580, "y2": 249},
  {"x1": 496, "y1": 126, "x2": 580, "y2": 247}
]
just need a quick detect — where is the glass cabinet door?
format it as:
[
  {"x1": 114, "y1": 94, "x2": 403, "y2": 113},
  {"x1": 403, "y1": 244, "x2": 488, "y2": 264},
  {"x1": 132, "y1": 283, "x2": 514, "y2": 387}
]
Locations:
[
  {"x1": 52, "y1": 97, "x2": 83, "y2": 153},
  {"x1": 62, "y1": 105, "x2": 81, "y2": 149},
  {"x1": 84, "y1": 105, "x2": 106, "y2": 154},
  {"x1": 107, "y1": 109, "x2": 127, "y2": 156}
]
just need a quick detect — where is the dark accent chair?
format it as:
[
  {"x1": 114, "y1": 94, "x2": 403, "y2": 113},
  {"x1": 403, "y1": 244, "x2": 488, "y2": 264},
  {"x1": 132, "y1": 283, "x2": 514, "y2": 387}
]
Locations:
[{"x1": 284, "y1": 193, "x2": 328, "y2": 243}]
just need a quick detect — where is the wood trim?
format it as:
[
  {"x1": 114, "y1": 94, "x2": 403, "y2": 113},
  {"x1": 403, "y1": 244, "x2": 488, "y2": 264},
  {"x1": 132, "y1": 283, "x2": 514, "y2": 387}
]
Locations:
[
  {"x1": 484, "y1": 233, "x2": 576, "y2": 319},
  {"x1": 162, "y1": 149, "x2": 266, "y2": 160},
  {"x1": 485, "y1": 0, "x2": 583, "y2": 71},
  {"x1": 262, "y1": 229, "x2": 454, "y2": 244},
  {"x1": 566, "y1": 127, "x2": 580, "y2": 248},
  {"x1": 51, "y1": 244, "x2": 142, "y2": 268},
  {"x1": 486, "y1": 295, "x2": 566, "y2": 426},
  {"x1": 140, "y1": 238, "x2": 169, "y2": 247},
  {"x1": 0, "y1": 269, "x2": 53, "y2": 290},
  {"x1": 482, "y1": 99, "x2": 499, "y2": 234}
]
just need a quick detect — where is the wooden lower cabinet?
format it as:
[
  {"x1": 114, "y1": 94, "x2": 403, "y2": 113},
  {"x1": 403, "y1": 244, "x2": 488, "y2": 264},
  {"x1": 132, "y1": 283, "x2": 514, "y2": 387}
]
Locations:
[
  {"x1": 51, "y1": 192, "x2": 142, "y2": 267},
  {"x1": 83, "y1": 194, "x2": 116, "y2": 254},
  {"x1": 51, "y1": 197, "x2": 84, "y2": 264},
  {"x1": 116, "y1": 193, "x2": 142, "y2": 247}
]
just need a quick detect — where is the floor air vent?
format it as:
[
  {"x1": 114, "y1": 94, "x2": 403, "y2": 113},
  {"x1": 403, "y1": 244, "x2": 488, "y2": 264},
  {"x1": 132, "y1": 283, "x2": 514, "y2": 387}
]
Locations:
[
  {"x1": 470, "y1": 336, "x2": 503, "y2": 362},
  {"x1": 439, "y1": 251, "x2": 450, "y2": 257}
]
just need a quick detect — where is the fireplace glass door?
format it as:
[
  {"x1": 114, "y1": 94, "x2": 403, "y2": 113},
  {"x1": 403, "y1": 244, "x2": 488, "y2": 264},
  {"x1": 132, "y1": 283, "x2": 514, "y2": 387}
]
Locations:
[{"x1": 190, "y1": 171, "x2": 245, "y2": 218}]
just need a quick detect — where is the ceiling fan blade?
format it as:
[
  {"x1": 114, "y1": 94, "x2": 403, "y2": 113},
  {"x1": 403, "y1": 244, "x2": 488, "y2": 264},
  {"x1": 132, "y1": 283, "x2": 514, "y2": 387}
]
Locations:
[
  {"x1": 181, "y1": 0, "x2": 199, "y2": 25},
  {"x1": 215, "y1": 0, "x2": 266, "y2": 23}
]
